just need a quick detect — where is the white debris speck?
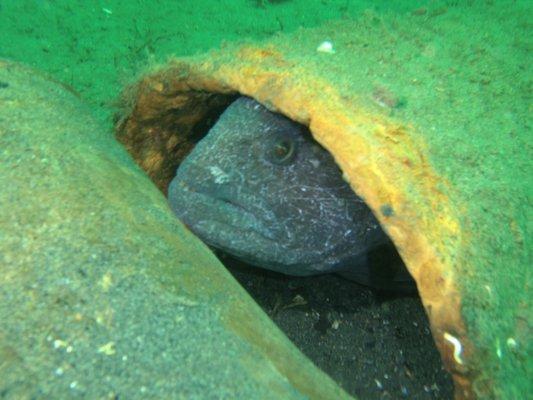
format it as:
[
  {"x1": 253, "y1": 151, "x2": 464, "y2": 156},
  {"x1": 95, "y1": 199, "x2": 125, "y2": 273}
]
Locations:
[
  {"x1": 309, "y1": 159, "x2": 320, "y2": 168},
  {"x1": 66, "y1": 346, "x2": 73, "y2": 353},
  {"x1": 506, "y1": 337, "x2": 517, "y2": 349},
  {"x1": 99, "y1": 272, "x2": 113, "y2": 292},
  {"x1": 102, "y1": 8, "x2": 113, "y2": 15},
  {"x1": 176, "y1": 296, "x2": 199, "y2": 307},
  {"x1": 53, "y1": 339, "x2": 67, "y2": 349},
  {"x1": 122, "y1": 355, "x2": 128, "y2": 362},
  {"x1": 443, "y1": 332, "x2": 464, "y2": 365},
  {"x1": 374, "y1": 379, "x2": 383, "y2": 389},
  {"x1": 55, "y1": 367, "x2": 64, "y2": 376},
  {"x1": 140, "y1": 386, "x2": 147, "y2": 393},
  {"x1": 98, "y1": 341, "x2": 116, "y2": 355},
  {"x1": 341, "y1": 172, "x2": 350, "y2": 183},
  {"x1": 70, "y1": 381, "x2": 78, "y2": 389},
  {"x1": 317, "y1": 41, "x2": 335, "y2": 54},
  {"x1": 208, "y1": 166, "x2": 230, "y2": 184}
]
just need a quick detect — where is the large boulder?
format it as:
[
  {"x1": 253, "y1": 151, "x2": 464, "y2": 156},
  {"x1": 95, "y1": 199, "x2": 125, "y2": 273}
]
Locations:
[
  {"x1": 0, "y1": 60, "x2": 350, "y2": 399},
  {"x1": 116, "y1": 5, "x2": 530, "y2": 399}
]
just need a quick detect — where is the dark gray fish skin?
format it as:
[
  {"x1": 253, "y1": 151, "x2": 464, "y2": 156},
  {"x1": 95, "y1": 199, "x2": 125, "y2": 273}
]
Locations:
[{"x1": 168, "y1": 97, "x2": 414, "y2": 290}]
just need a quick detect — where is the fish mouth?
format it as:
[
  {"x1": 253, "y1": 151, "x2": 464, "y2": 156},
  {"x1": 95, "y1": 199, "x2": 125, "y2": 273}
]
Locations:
[
  {"x1": 170, "y1": 181, "x2": 277, "y2": 242},
  {"x1": 169, "y1": 181, "x2": 356, "y2": 275}
]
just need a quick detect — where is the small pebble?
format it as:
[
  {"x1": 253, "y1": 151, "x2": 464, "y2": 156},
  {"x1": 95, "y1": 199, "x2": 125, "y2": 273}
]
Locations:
[
  {"x1": 316, "y1": 41, "x2": 335, "y2": 54},
  {"x1": 53, "y1": 339, "x2": 67, "y2": 349}
]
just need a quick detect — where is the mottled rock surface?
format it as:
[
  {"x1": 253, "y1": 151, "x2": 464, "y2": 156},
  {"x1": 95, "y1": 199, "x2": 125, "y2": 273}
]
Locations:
[
  {"x1": 117, "y1": 4, "x2": 531, "y2": 398},
  {"x1": 0, "y1": 60, "x2": 350, "y2": 399}
]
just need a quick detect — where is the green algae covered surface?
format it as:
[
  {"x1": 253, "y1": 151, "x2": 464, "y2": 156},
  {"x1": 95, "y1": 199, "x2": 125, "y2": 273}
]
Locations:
[
  {"x1": 238, "y1": 5, "x2": 531, "y2": 398},
  {"x1": 0, "y1": 0, "x2": 414, "y2": 123},
  {"x1": 1, "y1": 1, "x2": 531, "y2": 399},
  {"x1": 0, "y1": 61, "x2": 351, "y2": 399}
]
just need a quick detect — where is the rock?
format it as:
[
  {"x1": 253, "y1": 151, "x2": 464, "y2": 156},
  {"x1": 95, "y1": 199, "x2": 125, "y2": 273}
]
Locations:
[
  {"x1": 0, "y1": 59, "x2": 349, "y2": 399},
  {"x1": 116, "y1": 6, "x2": 530, "y2": 398}
]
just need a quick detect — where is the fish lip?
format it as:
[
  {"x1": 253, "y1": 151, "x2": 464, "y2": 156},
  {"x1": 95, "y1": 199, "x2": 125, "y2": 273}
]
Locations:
[
  {"x1": 174, "y1": 183, "x2": 277, "y2": 241},
  {"x1": 216, "y1": 196, "x2": 251, "y2": 214}
]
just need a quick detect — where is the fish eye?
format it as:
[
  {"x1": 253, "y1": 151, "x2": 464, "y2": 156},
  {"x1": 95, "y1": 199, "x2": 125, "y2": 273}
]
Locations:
[{"x1": 266, "y1": 137, "x2": 296, "y2": 165}]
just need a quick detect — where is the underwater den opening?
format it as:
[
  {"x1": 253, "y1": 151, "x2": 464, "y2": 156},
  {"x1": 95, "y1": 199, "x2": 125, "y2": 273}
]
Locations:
[{"x1": 165, "y1": 95, "x2": 454, "y2": 399}]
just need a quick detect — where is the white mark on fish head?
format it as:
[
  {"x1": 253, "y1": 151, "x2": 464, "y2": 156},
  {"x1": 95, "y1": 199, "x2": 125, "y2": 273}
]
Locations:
[{"x1": 208, "y1": 166, "x2": 230, "y2": 184}]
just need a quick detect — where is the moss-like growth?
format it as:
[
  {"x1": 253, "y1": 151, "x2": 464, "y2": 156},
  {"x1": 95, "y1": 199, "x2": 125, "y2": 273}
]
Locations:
[{"x1": 116, "y1": 4, "x2": 530, "y2": 398}]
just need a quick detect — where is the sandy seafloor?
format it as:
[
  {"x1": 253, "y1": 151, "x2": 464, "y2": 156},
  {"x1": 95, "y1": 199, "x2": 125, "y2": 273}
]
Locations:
[
  {"x1": 1, "y1": 1, "x2": 500, "y2": 398},
  {"x1": 223, "y1": 255, "x2": 453, "y2": 400}
]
